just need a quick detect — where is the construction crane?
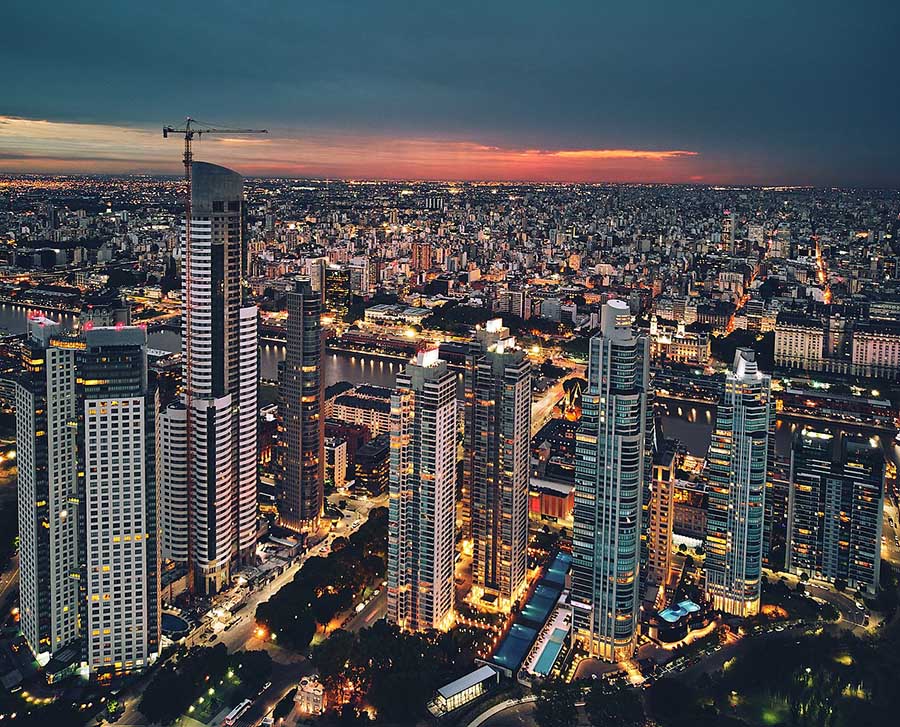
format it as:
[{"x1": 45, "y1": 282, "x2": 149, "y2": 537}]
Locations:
[
  {"x1": 162, "y1": 117, "x2": 267, "y2": 594},
  {"x1": 163, "y1": 117, "x2": 267, "y2": 231}
]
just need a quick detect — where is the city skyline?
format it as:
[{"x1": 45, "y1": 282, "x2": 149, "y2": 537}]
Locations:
[
  {"x1": 3, "y1": 2, "x2": 900, "y2": 186},
  {"x1": 1, "y1": 4, "x2": 900, "y2": 713},
  {"x1": 1, "y1": 165, "x2": 898, "y2": 724}
]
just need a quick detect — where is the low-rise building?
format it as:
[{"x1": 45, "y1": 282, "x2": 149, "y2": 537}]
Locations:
[{"x1": 295, "y1": 676, "x2": 325, "y2": 715}]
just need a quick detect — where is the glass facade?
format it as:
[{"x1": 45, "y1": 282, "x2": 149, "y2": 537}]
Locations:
[
  {"x1": 572, "y1": 300, "x2": 649, "y2": 662},
  {"x1": 705, "y1": 348, "x2": 771, "y2": 617}
]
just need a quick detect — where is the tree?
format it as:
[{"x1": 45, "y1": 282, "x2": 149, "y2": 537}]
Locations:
[
  {"x1": 106, "y1": 266, "x2": 139, "y2": 289},
  {"x1": 139, "y1": 644, "x2": 231, "y2": 724},
  {"x1": 235, "y1": 649, "x2": 274, "y2": 693},
  {"x1": 314, "y1": 628, "x2": 357, "y2": 687},
  {"x1": 535, "y1": 682, "x2": 577, "y2": 727},
  {"x1": 586, "y1": 684, "x2": 645, "y2": 727},
  {"x1": 273, "y1": 687, "x2": 297, "y2": 721}
]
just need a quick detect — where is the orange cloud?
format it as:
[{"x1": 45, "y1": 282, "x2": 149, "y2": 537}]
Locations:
[
  {"x1": 541, "y1": 149, "x2": 697, "y2": 161},
  {"x1": 0, "y1": 115, "x2": 706, "y2": 183}
]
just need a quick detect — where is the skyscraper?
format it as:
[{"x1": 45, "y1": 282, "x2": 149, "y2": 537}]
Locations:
[
  {"x1": 16, "y1": 317, "x2": 160, "y2": 676},
  {"x1": 305, "y1": 256, "x2": 327, "y2": 304},
  {"x1": 160, "y1": 161, "x2": 258, "y2": 595},
  {"x1": 325, "y1": 263, "x2": 351, "y2": 321},
  {"x1": 572, "y1": 300, "x2": 649, "y2": 661},
  {"x1": 646, "y1": 439, "x2": 676, "y2": 591},
  {"x1": 159, "y1": 404, "x2": 188, "y2": 563},
  {"x1": 276, "y1": 279, "x2": 324, "y2": 532},
  {"x1": 16, "y1": 317, "x2": 79, "y2": 666},
  {"x1": 705, "y1": 348, "x2": 771, "y2": 617},
  {"x1": 411, "y1": 242, "x2": 434, "y2": 272},
  {"x1": 786, "y1": 431, "x2": 884, "y2": 594},
  {"x1": 80, "y1": 326, "x2": 159, "y2": 676},
  {"x1": 723, "y1": 209, "x2": 736, "y2": 254},
  {"x1": 465, "y1": 319, "x2": 532, "y2": 610},
  {"x1": 387, "y1": 349, "x2": 457, "y2": 633},
  {"x1": 763, "y1": 453, "x2": 790, "y2": 568}
]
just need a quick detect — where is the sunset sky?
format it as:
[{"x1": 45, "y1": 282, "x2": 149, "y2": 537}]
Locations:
[{"x1": 3, "y1": 1, "x2": 898, "y2": 185}]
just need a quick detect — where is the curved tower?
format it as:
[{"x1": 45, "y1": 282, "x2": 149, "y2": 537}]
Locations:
[
  {"x1": 161, "y1": 162, "x2": 258, "y2": 595},
  {"x1": 705, "y1": 348, "x2": 771, "y2": 617},
  {"x1": 572, "y1": 300, "x2": 649, "y2": 661}
]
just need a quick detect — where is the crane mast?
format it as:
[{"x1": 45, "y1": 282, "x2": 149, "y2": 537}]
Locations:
[{"x1": 162, "y1": 117, "x2": 267, "y2": 594}]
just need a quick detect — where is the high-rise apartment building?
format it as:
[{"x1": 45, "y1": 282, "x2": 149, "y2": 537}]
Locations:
[
  {"x1": 354, "y1": 433, "x2": 390, "y2": 495},
  {"x1": 572, "y1": 300, "x2": 649, "y2": 661},
  {"x1": 763, "y1": 454, "x2": 790, "y2": 568},
  {"x1": 159, "y1": 404, "x2": 188, "y2": 562},
  {"x1": 325, "y1": 264, "x2": 352, "y2": 320},
  {"x1": 16, "y1": 317, "x2": 160, "y2": 676},
  {"x1": 786, "y1": 431, "x2": 884, "y2": 594},
  {"x1": 646, "y1": 440, "x2": 676, "y2": 590},
  {"x1": 324, "y1": 437, "x2": 348, "y2": 491},
  {"x1": 160, "y1": 162, "x2": 258, "y2": 594},
  {"x1": 305, "y1": 256, "x2": 327, "y2": 304},
  {"x1": 17, "y1": 317, "x2": 80, "y2": 666},
  {"x1": 496, "y1": 289, "x2": 530, "y2": 321},
  {"x1": 80, "y1": 326, "x2": 159, "y2": 677},
  {"x1": 276, "y1": 279, "x2": 324, "y2": 532},
  {"x1": 464, "y1": 319, "x2": 532, "y2": 609},
  {"x1": 705, "y1": 348, "x2": 771, "y2": 617},
  {"x1": 411, "y1": 242, "x2": 434, "y2": 272},
  {"x1": 723, "y1": 209, "x2": 736, "y2": 254},
  {"x1": 387, "y1": 350, "x2": 457, "y2": 633}
]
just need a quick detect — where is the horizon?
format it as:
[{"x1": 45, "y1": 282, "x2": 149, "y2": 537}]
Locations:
[
  {"x1": 2, "y1": 166, "x2": 898, "y2": 193},
  {"x1": 4, "y1": 2, "x2": 900, "y2": 187}
]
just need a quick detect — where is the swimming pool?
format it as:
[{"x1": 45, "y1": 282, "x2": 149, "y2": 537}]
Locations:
[
  {"x1": 532, "y1": 627, "x2": 568, "y2": 676},
  {"x1": 520, "y1": 584, "x2": 561, "y2": 625},
  {"x1": 492, "y1": 623, "x2": 538, "y2": 671},
  {"x1": 543, "y1": 552, "x2": 572, "y2": 587},
  {"x1": 161, "y1": 613, "x2": 191, "y2": 636},
  {"x1": 658, "y1": 599, "x2": 701, "y2": 624}
]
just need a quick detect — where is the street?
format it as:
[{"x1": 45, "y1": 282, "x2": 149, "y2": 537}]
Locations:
[
  {"x1": 482, "y1": 701, "x2": 537, "y2": 727},
  {"x1": 116, "y1": 492, "x2": 388, "y2": 726},
  {"x1": 881, "y1": 486, "x2": 900, "y2": 568},
  {"x1": 530, "y1": 365, "x2": 585, "y2": 437},
  {"x1": 0, "y1": 554, "x2": 18, "y2": 606}
]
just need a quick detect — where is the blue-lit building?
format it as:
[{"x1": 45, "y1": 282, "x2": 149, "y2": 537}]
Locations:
[
  {"x1": 705, "y1": 348, "x2": 772, "y2": 617},
  {"x1": 571, "y1": 300, "x2": 650, "y2": 662}
]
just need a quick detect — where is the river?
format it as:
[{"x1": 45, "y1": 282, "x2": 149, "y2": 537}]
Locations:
[
  {"x1": 659, "y1": 398, "x2": 900, "y2": 471},
  {"x1": 2, "y1": 304, "x2": 897, "y2": 468},
  {"x1": 0, "y1": 304, "x2": 400, "y2": 389}
]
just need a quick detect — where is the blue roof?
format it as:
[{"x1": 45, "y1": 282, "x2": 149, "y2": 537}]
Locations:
[{"x1": 658, "y1": 599, "x2": 701, "y2": 623}]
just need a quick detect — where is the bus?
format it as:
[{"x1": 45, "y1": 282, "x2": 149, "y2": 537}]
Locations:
[{"x1": 222, "y1": 699, "x2": 252, "y2": 726}]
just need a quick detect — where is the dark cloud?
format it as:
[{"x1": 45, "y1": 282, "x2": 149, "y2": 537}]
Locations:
[{"x1": 2, "y1": 1, "x2": 899, "y2": 185}]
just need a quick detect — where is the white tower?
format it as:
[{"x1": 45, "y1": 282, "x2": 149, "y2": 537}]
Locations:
[
  {"x1": 387, "y1": 349, "x2": 457, "y2": 632},
  {"x1": 161, "y1": 161, "x2": 259, "y2": 595}
]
